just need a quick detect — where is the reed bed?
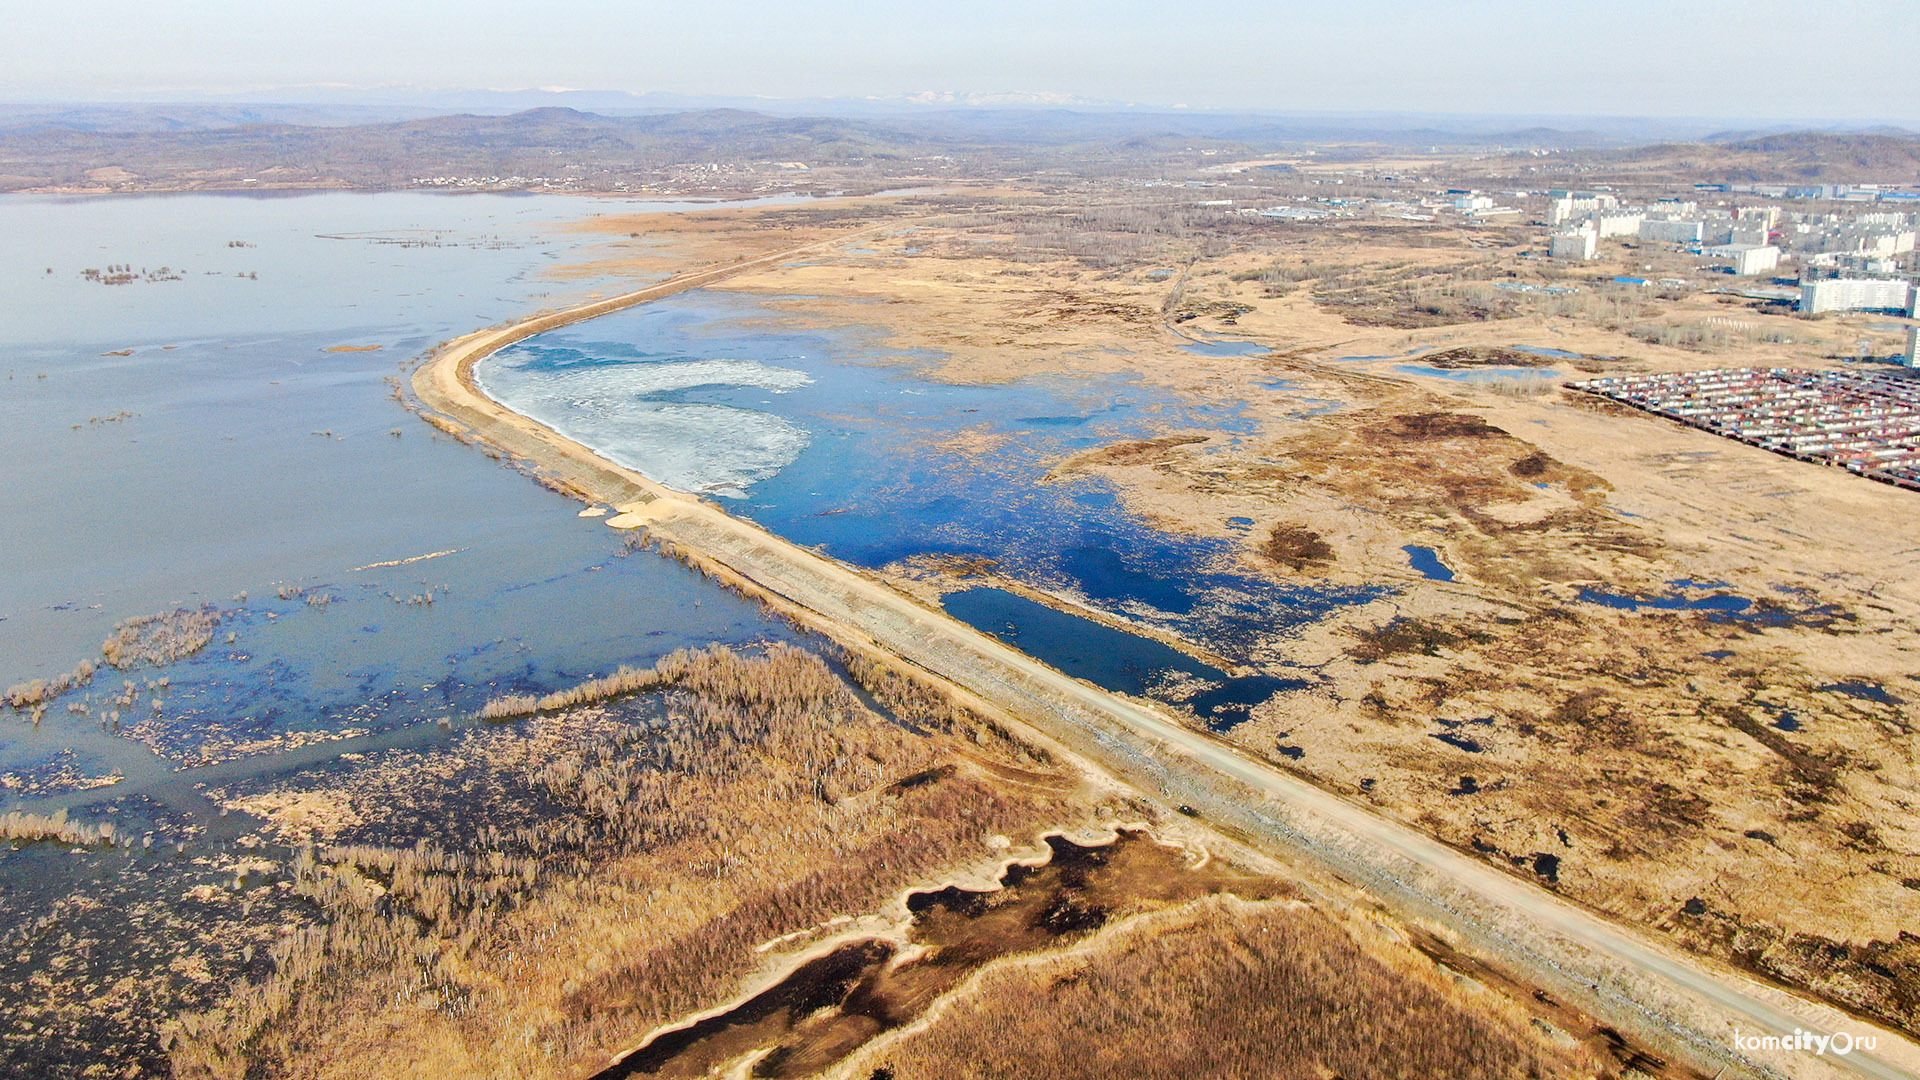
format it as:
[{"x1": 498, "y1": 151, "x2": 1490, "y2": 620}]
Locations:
[
  {"x1": 3, "y1": 658, "x2": 96, "y2": 709},
  {"x1": 5, "y1": 607, "x2": 210, "y2": 714},
  {"x1": 167, "y1": 644, "x2": 1077, "y2": 1080},
  {"x1": 101, "y1": 609, "x2": 219, "y2": 668},
  {"x1": 0, "y1": 809, "x2": 117, "y2": 847},
  {"x1": 866, "y1": 895, "x2": 1601, "y2": 1080},
  {"x1": 477, "y1": 659, "x2": 677, "y2": 720}
]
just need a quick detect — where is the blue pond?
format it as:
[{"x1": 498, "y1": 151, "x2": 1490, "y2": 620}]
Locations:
[
  {"x1": 1574, "y1": 580, "x2": 1758, "y2": 614},
  {"x1": 1580, "y1": 584, "x2": 1844, "y2": 629},
  {"x1": 1818, "y1": 681, "x2": 1904, "y2": 706},
  {"x1": 1395, "y1": 364, "x2": 1562, "y2": 382},
  {"x1": 1431, "y1": 731, "x2": 1484, "y2": 753},
  {"x1": 942, "y1": 587, "x2": 1307, "y2": 730},
  {"x1": 1578, "y1": 587, "x2": 1752, "y2": 614},
  {"x1": 1181, "y1": 338, "x2": 1271, "y2": 357},
  {"x1": 1404, "y1": 545, "x2": 1456, "y2": 583},
  {"x1": 482, "y1": 290, "x2": 1386, "y2": 664}
]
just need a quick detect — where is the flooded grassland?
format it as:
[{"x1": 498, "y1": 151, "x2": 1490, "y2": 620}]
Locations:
[
  {"x1": 166, "y1": 646, "x2": 1629, "y2": 1080},
  {"x1": 0, "y1": 192, "x2": 1644, "y2": 1080},
  {"x1": 540, "y1": 205, "x2": 1920, "y2": 1041},
  {"x1": 0, "y1": 192, "x2": 804, "y2": 1075}
]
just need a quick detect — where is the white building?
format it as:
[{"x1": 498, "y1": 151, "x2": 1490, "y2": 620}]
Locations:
[
  {"x1": 1700, "y1": 222, "x2": 1738, "y2": 246},
  {"x1": 1453, "y1": 194, "x2": 1494, "y2": 210},
  {"x1": 1798, "y1": 277, "x2": 1915, "y2": 314},
  {"x1": 1640, "y1": 218, "x2": 1705, "y2": 243},
  {"x1": 1907, "y1": 326, "x2": 1920, "y2": 368},
  {"x1": 1795, "y1": 227, "x2": 1918, "y2": 256},
  {"x1": 1548, "y1": 191, "x2": 1617, "y2": 224},
  {"x1": 1590, "y1": 210, "x2": 1644, "y2": 239},
  {"x1": 1649, "y1": 199, "x2": 1699, "y2": 218},
  {"x1": 1550, "y1": 227, "x2": 1598, "y2": 260},
  {"x1": 1866, "y1": 230, "x2": 1917, "y2": 256},
  {"x1": 1805, "y1": 251, "x2": 1901, "y2": 276},
  {"x1": 1704, "y1": 244, "x2": 1781, "y2": 276}
]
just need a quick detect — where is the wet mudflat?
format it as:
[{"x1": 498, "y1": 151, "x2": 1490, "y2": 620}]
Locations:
[{"x1": 596, "y1": 830, "x2": 1283, "y2": 1080}]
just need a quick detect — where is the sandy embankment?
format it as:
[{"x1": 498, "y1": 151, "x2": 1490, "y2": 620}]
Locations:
[{"x1": 409, "y1": 228, "x2": 1920, "y2": 1080}]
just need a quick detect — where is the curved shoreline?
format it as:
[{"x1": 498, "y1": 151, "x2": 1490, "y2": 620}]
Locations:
[{"x1": 411, "y1": 228, "x2": 1920, "y2": 1080}]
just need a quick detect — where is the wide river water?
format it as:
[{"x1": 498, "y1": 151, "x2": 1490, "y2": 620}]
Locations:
[{"x1": 0, "y1": 191, "x2": 799, "y2": 816}]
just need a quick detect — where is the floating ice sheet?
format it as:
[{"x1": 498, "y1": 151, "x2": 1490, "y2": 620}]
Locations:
[{"x1": 479, "y1": 351, "x2": 815, "y2": 496}]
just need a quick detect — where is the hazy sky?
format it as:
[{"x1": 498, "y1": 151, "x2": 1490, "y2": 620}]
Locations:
[{"x1": 6, "y1": 0, "x2": 1917, "y2": 121}]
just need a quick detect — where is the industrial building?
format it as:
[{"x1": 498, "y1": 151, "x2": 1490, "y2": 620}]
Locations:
[
  {"x1": 1909, "y1": 327, "x2": 1920, "y2": 369},
  {"x1": 1798, "y1": 277, "x2": 1916, "y2": 314}
]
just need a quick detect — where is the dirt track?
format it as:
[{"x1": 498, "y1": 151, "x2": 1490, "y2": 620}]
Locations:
[{"x1": 411, "y1": 224, "x2": 1920, "y2": 1080}]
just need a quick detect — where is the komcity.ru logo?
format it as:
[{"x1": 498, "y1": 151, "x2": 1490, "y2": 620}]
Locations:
[{"x1": 1732, "y1": 1027, "x2": 1878, "y2": 1056}]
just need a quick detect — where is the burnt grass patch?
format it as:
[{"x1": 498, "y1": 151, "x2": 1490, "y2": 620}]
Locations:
[
  {"x1": 1349, "y1": 616, "x2": 1485, "y2": 662},
  {"x1": 1261, "y1": 523, "x2": 1334, "y2": 572},
  {"x1": 1419, "y1": 346, "x2": 1558, "y2": 369},
  {"x1": 1368, "y1": 412, "x2": 1509, "y2": 441}
]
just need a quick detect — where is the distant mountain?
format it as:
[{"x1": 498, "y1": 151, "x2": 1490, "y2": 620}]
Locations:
[
  {"x1": 1712, "y1": 130, "x2": 1920, "y2": 173},
  {"x1": 0, "y1": 107, "x2": 935, "y2": 190},
  {"x1": 14, "y1": 103, "x2": 1593, "y2": 195},
  {"x1": 0, "y1": 102, "x2": 441, "y2": 134},
  {"x1": 1509, "y1": 129, "x2": 1920, "y2": 184},
  {"x1": 7, "y1": 105, "x2": 1919, "y2": 194},
  {"x1": 6, "y1": 91, "x2": 1763, "y2": 142}
]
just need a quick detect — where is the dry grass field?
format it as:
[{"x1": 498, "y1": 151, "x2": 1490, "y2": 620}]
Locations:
[
  {"x1": 568, "y1": 193, "x2": 1920, "y2": 1037},
  {"x1": 848, "y1": 894, "x2": 1607, "y2": 1080},
  {"x1": 168, "y1": 644, "x2": 1081, "y2": 1079},
  {"x1": 152, "y1": 640, "x2": 1644, "y2": 1080}
]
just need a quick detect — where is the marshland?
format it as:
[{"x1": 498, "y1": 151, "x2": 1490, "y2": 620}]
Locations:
[{"x1": 4, "y1": 127, "x2": 1920, "y2": 1080}]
